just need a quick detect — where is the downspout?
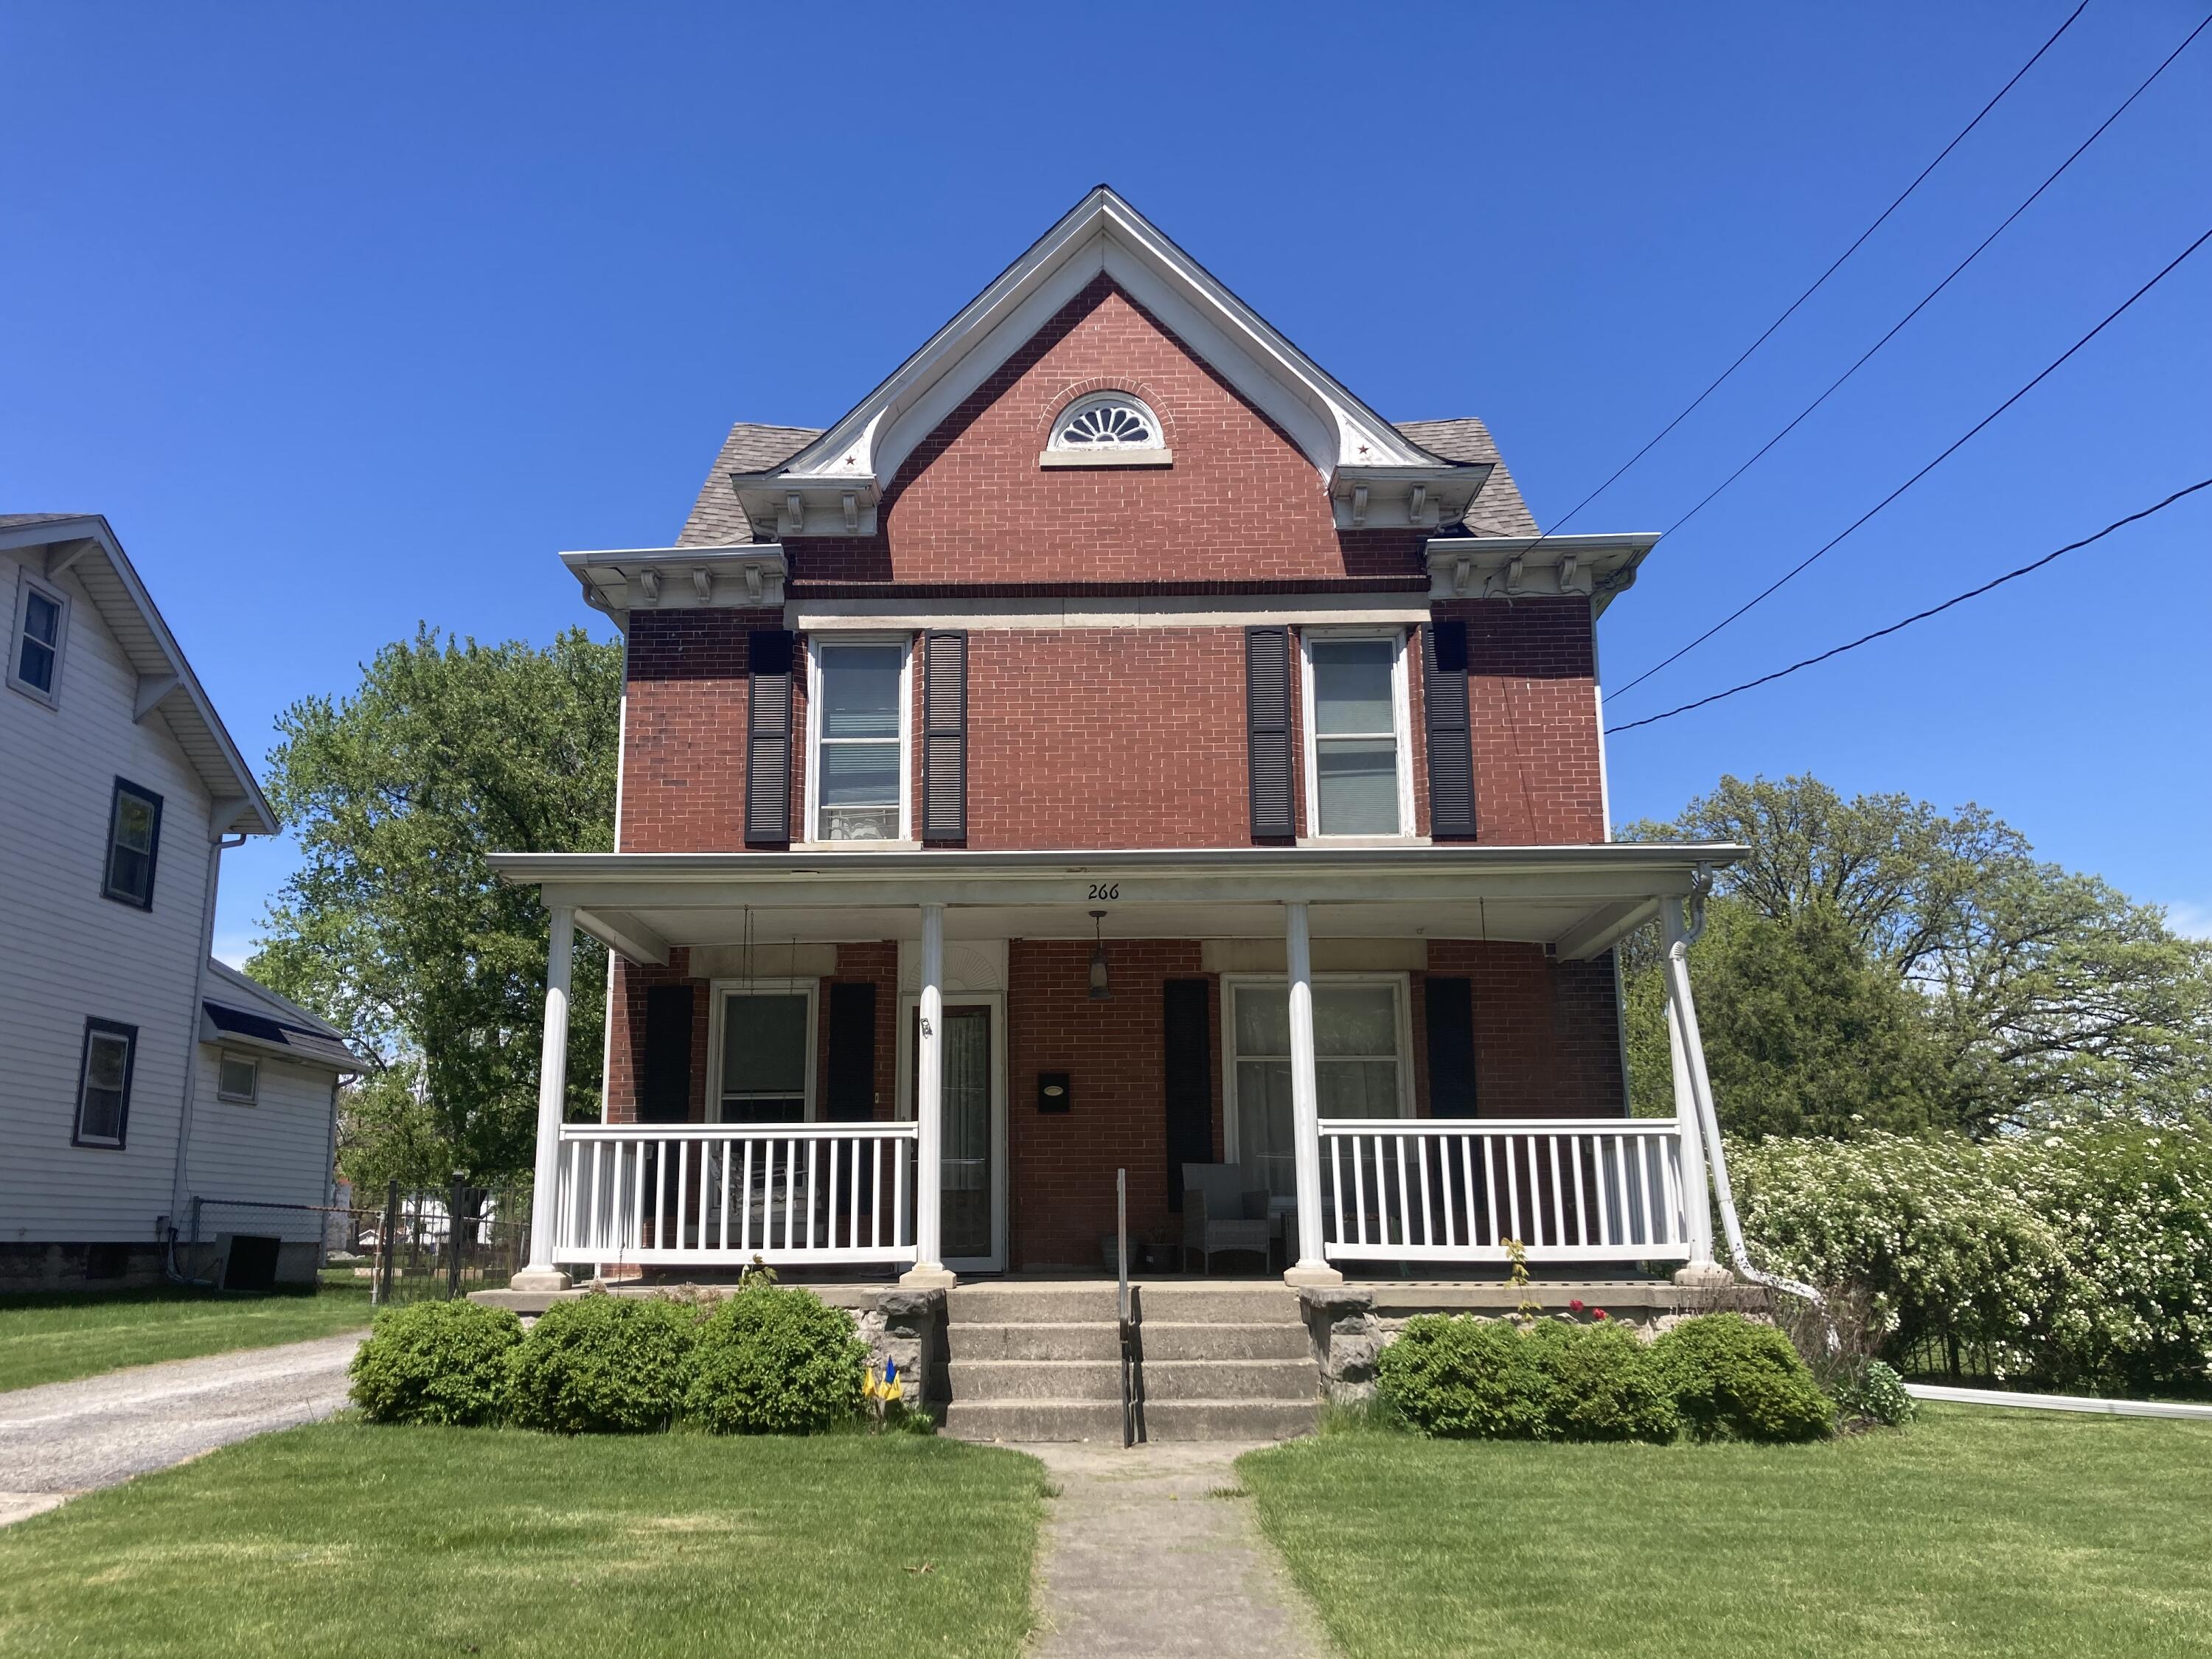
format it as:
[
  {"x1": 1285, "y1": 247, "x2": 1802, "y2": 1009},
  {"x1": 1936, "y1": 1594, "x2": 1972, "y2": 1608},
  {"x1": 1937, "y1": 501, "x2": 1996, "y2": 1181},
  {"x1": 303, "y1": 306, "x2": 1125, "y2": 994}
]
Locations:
[
  {"x1": 1667, "y1": 880, "x2": 1832, "y2": 1332},
  {"x1": 166, "y1": 821, "x2": 246, "y2": 1285}
]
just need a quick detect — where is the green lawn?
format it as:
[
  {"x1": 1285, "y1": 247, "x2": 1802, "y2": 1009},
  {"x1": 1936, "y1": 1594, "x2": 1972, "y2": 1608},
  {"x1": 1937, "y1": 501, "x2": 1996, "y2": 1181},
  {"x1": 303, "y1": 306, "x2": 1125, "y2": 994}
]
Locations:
[
  {"x1": 1238, "y1": 1406, "x2": 2212, "y2": 1659},
  {"x1": 0, "y1": 1421, "x2": 1043, "y2": 1658},
  {"x1": 0, "y1": 1284, "x2": 375, "y2": 1393}
]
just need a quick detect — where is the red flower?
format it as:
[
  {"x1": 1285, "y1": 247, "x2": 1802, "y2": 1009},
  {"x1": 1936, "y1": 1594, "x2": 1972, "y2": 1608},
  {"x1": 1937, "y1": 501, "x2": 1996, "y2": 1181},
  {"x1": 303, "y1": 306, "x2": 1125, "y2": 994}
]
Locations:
[
  {"x1": 1568, "y1": 1298, "x2": 1585, "y2": 1313},
  {"x1": 1593, "y1": 1309, "x2": 1610, "y2": 1321}
]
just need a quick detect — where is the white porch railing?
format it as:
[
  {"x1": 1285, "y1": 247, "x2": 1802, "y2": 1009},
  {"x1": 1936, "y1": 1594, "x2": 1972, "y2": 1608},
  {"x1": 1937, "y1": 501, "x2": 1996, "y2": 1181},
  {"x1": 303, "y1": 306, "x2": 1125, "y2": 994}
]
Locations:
[
  {"x1": 1320, "y1": 1118, "x2": 1692, "y2": 1264},
  {"x1": 552, "y1": 1122, "x2": 919, "y2": 1268}
]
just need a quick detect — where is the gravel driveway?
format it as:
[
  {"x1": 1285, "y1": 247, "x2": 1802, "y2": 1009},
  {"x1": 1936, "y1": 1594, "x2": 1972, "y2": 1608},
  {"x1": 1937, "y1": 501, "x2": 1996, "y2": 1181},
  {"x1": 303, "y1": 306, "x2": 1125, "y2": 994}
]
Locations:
[{"x1": 0, "y1": 1331, "x2": 365, "y2": 1526}]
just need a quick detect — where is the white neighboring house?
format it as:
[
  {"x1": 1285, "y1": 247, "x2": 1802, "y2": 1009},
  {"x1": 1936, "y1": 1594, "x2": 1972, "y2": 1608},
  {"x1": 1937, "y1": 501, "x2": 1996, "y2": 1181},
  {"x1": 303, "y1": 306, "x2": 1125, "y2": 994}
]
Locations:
[{"x1": 1, "y1": 513, "x2": 364, "y2": 1290}]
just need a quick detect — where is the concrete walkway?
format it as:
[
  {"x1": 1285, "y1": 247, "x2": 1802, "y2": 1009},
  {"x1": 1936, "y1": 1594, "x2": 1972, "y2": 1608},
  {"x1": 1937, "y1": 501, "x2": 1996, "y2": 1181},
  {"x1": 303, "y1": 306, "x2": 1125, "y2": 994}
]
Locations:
[
  {"x1": 0, "y1": 1331, "x2": 365, "y2": 1526},
  {"x1": 1020, "y1": 1440, "x2": 1333, "y2": 1658}
]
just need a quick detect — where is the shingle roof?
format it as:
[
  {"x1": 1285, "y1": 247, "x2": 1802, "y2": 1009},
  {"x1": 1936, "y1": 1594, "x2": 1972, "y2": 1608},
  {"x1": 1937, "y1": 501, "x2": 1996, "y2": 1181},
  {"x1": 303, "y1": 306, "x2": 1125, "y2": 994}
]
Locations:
[
  {"x1": 676, "y1": 424, "x2": 822, "y2": 546},
  {"x1": 0, "y1": 512, "x2": 91, "y2": 529},
  {"x1": 674, "y1": 414, "x2": 1538, "y2": 546},
  {"x1": 1394, "y1": 419, "x2": 1540, "y2": 538}
]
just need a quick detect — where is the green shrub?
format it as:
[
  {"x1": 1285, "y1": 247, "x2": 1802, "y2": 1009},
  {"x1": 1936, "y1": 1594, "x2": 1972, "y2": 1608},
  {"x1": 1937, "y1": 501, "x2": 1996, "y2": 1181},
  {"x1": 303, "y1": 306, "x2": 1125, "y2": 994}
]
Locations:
[
  {"x1": 1654, "y1": 1313, "x2": 1833, "y2": 1442},
  {"x1": 348, "y1": 1299, "x2": 520, "y2": 1426},
  {"x1": 505, "y1": 1294, "x2": 698, "y2": 1434},
  {"x1": 686, "y1": 1281, "x2": 866, "y2": 1434},
  {"x1": 1832, "y1": 1358, "x2": 1918, "y2": 1429},
  {"x1": 1524, "y1": 1319, "x2": 1679, "y2": 1443},
  {"x1": 1375, "y1": 1314, "x2": 1548, "y2": 1439},
  {"x1": 1731, "y1": 1126, "x2": 2212, "y2": 1394},
  {"x1": 1377, "y1": 1315, "x2": 1675, "y2": 1442}
]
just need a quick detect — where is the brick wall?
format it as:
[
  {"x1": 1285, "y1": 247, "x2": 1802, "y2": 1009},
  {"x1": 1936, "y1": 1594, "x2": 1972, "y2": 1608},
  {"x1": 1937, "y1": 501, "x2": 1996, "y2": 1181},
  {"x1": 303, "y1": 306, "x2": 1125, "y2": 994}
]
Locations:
[
  {"x1": 1006, "y1": 939, "x2": 1215, "y2": 1268},
  {"x1": 785, "y1": 274, "x2": 1427, "y2": 585},
  {"x1": 1425, "y1": 940, "x2": 1626, "y2": 1117},
  {"x1": 1436, "y1": 596, "x2": 1606, "y2": 845}
]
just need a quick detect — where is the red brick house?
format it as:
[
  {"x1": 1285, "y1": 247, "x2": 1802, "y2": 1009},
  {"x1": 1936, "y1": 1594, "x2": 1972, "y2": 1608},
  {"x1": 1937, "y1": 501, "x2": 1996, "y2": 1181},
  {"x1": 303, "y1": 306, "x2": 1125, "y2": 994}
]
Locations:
[{"x1": 495, "y1": 187, "x2": 1741, "y2": 1297}]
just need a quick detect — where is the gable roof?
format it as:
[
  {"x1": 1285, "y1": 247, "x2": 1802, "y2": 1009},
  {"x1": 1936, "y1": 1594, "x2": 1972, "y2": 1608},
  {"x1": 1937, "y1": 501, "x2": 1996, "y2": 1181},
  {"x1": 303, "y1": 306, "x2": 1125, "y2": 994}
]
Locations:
[
  {"x1": 717, "y1": 187, "x2": 1518, "y2": 539},
  {"x1": 678, "y1": 417, "x2": 1540, "y2": 547},
  {"x1": 0, "y1": 514, "x2": 277, "y2": 835}
]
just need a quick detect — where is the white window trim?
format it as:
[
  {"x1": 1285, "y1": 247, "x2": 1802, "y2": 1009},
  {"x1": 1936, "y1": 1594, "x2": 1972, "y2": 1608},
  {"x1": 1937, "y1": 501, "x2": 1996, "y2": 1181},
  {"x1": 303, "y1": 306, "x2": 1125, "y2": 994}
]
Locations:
[
  {"x1": 1298, "y1": 627, "x2": 1416, "y2": 839},
  {"x1": 705, "y1": 977, "x2": 819, "y2": 1124},
  {"x1": 1220, "y1": 972, "x2": 1417, "y2": 1200},
  {"x1": 803, "y1": 633, "x2": 913, "y2": 846},
  {"x1": 216, "y1": 1050, "x2": 260, "y2": 1105},
  {"x1": 1045, "y1": 391, "x2": 1167, "y2": 454},
  {"x1": 8, "y1": 564, "x2": 69, "y2": 709}
]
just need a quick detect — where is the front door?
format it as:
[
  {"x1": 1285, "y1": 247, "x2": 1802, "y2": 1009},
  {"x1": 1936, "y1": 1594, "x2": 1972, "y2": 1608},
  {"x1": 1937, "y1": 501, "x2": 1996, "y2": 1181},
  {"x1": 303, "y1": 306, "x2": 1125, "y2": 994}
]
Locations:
[{"x1": 905, "y1": 999, "x2": 1006, "y2": 1271}]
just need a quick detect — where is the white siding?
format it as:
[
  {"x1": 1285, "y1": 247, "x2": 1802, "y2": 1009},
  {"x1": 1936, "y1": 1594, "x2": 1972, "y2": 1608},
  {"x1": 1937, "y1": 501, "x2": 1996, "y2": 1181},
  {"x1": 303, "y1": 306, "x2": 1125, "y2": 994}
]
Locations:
[
  {"x1": 0, "y1": 543, "x2": 219, "y2": 1243},
  {"x1": 184, "y1": 1048, "x2": 338, "y2": 1239}
]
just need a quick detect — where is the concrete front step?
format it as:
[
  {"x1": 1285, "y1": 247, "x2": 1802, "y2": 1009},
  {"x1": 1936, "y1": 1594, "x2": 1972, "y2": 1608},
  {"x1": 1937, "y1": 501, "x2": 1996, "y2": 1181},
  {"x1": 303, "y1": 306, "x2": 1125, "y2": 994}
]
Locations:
[
  {"x1": 947, "y1": 1357, "x2": 1318, "y2": 1403},
  {"x1": 946, "y1": 1319, "x2": 1312, "y2": 1363},
  {"x1": 942, "y1": 1397, "x2": 1318, "y2": 1444},
  {"x1": 947, "y1": 1283, "x2": 1302, "y2": 1326}
]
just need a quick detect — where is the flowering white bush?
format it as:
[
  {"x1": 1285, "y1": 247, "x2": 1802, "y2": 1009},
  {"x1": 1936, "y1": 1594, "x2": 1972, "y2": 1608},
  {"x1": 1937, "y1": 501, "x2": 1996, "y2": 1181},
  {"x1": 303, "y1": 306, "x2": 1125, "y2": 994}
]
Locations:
[{"x1": 1730, "y1": 1128, "x2": 2212, "y2": 1393}]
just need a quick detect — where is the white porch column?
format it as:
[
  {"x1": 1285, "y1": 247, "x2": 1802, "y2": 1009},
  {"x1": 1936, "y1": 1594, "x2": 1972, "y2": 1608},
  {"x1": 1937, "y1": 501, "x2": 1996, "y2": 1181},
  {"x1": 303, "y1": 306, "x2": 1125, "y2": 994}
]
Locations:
[
  {"x1": 901, "y1": 902, "x2": 956, "y2": 1287},
  {"x1": 514, "y1": 903, "x2": 577, "y2": 1292},
  {"x1": 1660, "y1": 897, "x2": 1720, "y2": 1272},
  {"x1": 1282, "y1": 900, "x2": 1343, "y2": 1287}
]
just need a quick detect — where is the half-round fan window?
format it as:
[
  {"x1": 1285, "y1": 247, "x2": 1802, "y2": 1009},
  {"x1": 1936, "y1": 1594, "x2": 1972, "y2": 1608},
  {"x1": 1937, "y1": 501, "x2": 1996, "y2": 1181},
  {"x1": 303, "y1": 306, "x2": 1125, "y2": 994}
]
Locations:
[{"x1": 1050, "y1": 393, "x2": 1163, "y2": 451}]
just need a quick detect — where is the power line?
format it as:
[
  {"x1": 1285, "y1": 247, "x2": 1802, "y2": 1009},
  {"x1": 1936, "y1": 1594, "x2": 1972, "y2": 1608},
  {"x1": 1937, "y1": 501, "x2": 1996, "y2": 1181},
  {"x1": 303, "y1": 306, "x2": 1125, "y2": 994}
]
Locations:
[
  {"x1": 1652, "y1": 10, "x2": 2211, "y2": 549},
  {"x1": 1530, "y1": 0, "x2": 2088, "y2": 544},
  {"x1": 1609, "y1": 218, "x2": 2212, "y2": 700},
  {"x1": 1605, "y1": 476, "x2": 2212, "y2": 735}
]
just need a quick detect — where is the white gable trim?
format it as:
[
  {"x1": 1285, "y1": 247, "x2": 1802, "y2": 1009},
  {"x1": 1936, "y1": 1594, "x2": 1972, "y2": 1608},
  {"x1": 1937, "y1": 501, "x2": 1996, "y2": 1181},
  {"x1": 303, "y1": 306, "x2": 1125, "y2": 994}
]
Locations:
[
  {"x1": 731, "y1": 188, "x2": 1478, "y2": 537},
  {"x1": 0, "y1": 516, "x2": 276, "y2": 835}
]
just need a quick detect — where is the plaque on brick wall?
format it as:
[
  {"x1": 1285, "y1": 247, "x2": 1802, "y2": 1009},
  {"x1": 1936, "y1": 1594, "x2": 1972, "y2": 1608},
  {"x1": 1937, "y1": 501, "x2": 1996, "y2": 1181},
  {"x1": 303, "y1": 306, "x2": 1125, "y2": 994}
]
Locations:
[{"x1": 1036, "y1": 1071, "x2": 1071, "y2": 1113}]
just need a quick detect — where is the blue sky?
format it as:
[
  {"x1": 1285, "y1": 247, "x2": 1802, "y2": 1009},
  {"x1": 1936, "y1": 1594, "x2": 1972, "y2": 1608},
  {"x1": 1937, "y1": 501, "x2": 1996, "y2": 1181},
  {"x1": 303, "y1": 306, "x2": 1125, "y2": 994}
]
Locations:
[{"x1": 4, "y1": 2, "x2": 2208, "y2": 961}]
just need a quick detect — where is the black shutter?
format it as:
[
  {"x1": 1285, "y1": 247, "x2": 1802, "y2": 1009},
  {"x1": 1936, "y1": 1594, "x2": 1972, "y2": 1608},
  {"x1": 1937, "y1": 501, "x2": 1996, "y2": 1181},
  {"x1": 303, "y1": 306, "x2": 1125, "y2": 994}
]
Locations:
[
  {"x1": 1422, "y1": 620, "x2": 1476, "y2": 838},
  {"x1": 921, "y1": 630, "x2": 967, "y2": 841},
  {"x1": 1424, "y1": 975, "x2": 1478, "y2": 1117},
  {"x1": 640, "y1": 984, "x2": 695, "y2": 1124},
  {"x1": 1245, "y1": 626, "x2": 1294, "y2": 838},
  {"x1": 824, "y1": 982, "x2": 877, "y2": 1121},
  {"x1": 1163, "y1": 979, "x2": 1213, "y2": 1211},
  {"x1": 745, "y1": 629, "x2": 794, "y2": 845}
]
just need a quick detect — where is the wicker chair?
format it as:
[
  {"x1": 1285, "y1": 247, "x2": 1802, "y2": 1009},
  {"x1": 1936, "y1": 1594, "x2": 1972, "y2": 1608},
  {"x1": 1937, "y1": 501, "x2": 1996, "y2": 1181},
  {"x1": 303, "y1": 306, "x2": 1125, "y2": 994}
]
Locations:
[{"x1": 1181, "y1": 1164, "x2": 1273, "y2": 1273}]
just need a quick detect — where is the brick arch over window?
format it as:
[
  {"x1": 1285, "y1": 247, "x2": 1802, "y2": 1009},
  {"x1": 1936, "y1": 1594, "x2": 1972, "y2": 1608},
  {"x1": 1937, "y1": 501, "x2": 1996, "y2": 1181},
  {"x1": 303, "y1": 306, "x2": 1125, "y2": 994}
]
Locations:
[
  {"x1": 1037, "y1": 378, "x2": 1177, "y2": 452},
  {"x1": 788, "y1": 274, "x2": 1430, "y2": 584}
]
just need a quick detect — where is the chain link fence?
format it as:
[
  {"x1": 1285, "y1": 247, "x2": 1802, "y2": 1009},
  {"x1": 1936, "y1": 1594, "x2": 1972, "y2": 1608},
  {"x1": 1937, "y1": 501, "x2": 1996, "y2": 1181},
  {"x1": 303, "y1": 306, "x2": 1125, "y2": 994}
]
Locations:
[{"x1": 189, "y1": 1181, "x2": 530, "y2": 1304}]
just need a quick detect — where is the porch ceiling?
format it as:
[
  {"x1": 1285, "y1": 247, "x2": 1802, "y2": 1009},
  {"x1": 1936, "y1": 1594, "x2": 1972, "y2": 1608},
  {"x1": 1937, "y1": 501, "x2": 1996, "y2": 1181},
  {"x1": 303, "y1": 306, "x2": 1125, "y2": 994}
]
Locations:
[{"x1": 489, "y1": 843, "x2": 1742, "y2": 967}]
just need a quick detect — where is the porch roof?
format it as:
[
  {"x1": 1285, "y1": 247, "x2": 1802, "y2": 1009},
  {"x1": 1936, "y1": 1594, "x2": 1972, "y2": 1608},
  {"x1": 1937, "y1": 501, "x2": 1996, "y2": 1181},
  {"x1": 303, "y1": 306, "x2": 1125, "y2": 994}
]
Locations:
[{"x1": 489, "y1": 841, "x2": 1742, "y2": 968}]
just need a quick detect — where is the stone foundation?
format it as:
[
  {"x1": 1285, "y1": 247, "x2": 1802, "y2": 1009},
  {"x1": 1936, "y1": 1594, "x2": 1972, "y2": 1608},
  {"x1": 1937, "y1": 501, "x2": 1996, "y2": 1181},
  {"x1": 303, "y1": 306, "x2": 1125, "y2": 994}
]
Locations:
[
  {"x1": 0, "y1": 1242, "x2": 169, "y2": 1292},
  {"x1": 1300, "y1": 1279, "x2": 1728, "y2": 1402}
]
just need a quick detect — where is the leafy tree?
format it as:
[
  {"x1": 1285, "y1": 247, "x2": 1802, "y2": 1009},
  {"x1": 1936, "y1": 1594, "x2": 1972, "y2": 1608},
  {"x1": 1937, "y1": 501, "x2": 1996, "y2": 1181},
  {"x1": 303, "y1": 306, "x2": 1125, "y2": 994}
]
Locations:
[
  {"x1": 1624, "y1": 897, "x2": 1944, "y2": 1138},
  {"x1": 1625, "y1": 774, "x2": 2212, "y2": 1135},
  {"x1": 249, "y1": 625, "x2": 621, "y2": 1183}
]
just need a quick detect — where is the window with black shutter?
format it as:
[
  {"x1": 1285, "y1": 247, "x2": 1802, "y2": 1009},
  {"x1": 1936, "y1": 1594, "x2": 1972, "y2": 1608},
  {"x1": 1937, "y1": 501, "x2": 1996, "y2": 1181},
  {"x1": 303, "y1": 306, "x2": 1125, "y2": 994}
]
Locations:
[
  {"x1": 824, "y1": 982, "x2": 878, "y2": 1121},
  {"x1": 745, "y1": 630, "x2": 794, "y2": 844},
  {"x1": 1163, "y1": 979, "x2": 1213, "y2": 1210},
  {"x1": 1245, "y1": 626, "x2": 1294, "y2": 838},
  {"x1": 1423, "y1": 975, "x2": 1478, "y2": 1116},
  {"x1": 639, "y1": 984, "x2": 695, "y2": 1124},
  {"x1": 1421, "y1": 620, "x2": 1476, "y2": 838},
  {"x1": 920, "y1": 631, "x2": 967, "y2": 841}
]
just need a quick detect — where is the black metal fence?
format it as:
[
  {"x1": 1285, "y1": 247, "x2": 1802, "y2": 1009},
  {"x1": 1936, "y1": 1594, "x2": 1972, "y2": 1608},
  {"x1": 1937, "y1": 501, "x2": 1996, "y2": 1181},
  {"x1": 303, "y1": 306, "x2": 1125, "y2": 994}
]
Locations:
[{"x1": 190, "y1": 1180, "x2": 530, "y2": 1304}]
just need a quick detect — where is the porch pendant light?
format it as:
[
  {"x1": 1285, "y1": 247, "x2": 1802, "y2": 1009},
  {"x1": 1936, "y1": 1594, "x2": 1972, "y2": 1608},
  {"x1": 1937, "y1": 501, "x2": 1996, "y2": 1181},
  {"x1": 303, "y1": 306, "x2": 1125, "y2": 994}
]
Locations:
[{"x1": 1088, "y1": 910, "x2": 1110, "y2": 1001}]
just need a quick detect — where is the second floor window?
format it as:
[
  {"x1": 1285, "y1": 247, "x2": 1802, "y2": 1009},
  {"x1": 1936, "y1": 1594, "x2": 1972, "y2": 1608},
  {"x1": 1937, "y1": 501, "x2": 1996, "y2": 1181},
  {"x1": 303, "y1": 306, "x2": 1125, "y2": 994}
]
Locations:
[
  {"x1": 103, "y1": 779, "x2": 164, "y2": 908},
  {"x1": 1303, "y1": 632, "x2": 1411, "y2": 837},
  {"x1": 10, "y1": 569, "x2": 66, "y2": 705},
  {"x1": 810, "y1": 639, "x2": 908, "y2": 843}
]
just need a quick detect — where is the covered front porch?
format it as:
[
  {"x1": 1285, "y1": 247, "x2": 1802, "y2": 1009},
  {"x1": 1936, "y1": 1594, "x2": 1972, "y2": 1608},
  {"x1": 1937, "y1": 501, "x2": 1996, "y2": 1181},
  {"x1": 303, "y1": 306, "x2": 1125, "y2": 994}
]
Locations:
[{"x1": 487, "y1": 844, "x2": 1742, "y2": 1292}]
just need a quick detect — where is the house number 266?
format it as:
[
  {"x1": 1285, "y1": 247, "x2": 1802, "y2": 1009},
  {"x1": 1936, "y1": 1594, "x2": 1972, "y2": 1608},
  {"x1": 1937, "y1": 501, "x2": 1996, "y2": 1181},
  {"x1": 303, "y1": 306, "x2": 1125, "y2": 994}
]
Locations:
[{"x1": 1086, "y1": 883, "x2": 1121, "y2": 901}]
